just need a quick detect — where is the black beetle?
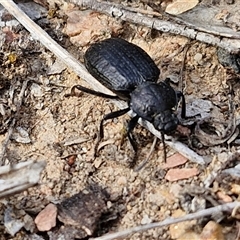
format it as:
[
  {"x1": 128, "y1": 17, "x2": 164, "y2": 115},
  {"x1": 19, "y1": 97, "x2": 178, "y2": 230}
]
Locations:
[{"x1": 71, "y1": 38, "x2": 186, "y2": 163}]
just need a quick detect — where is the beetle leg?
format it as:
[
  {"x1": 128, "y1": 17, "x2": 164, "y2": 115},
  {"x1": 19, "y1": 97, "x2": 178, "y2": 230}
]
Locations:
[
  {"x1": 127, "y1": 115, "x2": 139, "y2": 152},
  {"x1": 161, "y1": 132, "x2": 167, "y2": 162},
  {"x1": 126, "y1": 115, "x2": 140, "y2": 167},
  {"x1": 94, "y1": 107, "x2": 130, "y2": 157},
  {"x1": 70, "y1": 85, "x2": 119, "y2": 99},
  {"x1": 176, "y1": 91, "x2": 186, "y2": 119}
]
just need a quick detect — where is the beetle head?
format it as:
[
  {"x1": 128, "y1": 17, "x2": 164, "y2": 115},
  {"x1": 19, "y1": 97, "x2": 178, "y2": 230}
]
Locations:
[{"x1": 153, "y1": 110, "x2": 179, "y2": 134}]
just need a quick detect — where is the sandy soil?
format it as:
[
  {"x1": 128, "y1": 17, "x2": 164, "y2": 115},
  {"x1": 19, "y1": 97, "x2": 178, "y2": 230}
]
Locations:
[{"x1": 0, "y1": 1, "x2": 240, "y2": 239}]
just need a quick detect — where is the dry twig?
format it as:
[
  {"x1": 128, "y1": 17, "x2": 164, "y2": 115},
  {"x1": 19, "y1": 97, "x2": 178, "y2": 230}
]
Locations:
[
  {"x1": 0, "y1": 159, "x2": 46, "y2": 198},
  {"x1": 70, "y1": 0, "x2": 240, "y2": 53},
  {"x1": 90, "y1": 201, "x2": 240, "y2": 240}
]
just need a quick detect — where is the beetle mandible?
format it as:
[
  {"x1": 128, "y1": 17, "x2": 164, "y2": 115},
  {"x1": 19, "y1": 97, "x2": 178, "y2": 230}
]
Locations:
[{"x1": 71, "y1": 38, "x2": 186, "y2": 163}]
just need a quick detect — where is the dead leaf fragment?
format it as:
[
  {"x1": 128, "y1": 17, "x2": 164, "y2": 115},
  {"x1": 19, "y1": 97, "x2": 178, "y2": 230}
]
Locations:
[
  {"x1": 57, "y1": 186, "x2": 108, "y2": 238},
  {"x1": 162, "y1": 153, "x2": 188, "y2": 169},
  {"x1": 165, "y1": 168, "x2": 199, "y2": 181},
  {"x1": 200, "y1": 221, "x2": 224, "y2": 240},
  {"x1": 35, "y1": 203, "x2": 57, "y2": 231},
  {"x1": 166, "y1": 0, "x2": 199, "y2": 15}
]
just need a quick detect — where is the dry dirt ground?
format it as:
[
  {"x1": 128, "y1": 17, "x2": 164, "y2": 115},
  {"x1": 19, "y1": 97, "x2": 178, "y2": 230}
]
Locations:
[{"x1": 0, "y1": 0, "x2": 240, "y2": 239}]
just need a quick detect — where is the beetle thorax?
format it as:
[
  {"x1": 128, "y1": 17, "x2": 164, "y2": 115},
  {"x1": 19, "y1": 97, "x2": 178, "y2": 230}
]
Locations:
[{"x1": 130, "y1": 81, "x2": 179, "y2": 133}]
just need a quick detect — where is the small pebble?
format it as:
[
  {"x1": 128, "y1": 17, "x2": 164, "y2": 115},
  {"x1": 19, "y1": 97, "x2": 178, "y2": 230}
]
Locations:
[
  {"x1": 35, "y1": 203, "x2": 57, "y2": 231},
  {"x1": 141, "y1": 214, "x2": 152, "y2": 225},
  {"x1": 194, "y1": 53, "x2": 203, "y2": 62}
]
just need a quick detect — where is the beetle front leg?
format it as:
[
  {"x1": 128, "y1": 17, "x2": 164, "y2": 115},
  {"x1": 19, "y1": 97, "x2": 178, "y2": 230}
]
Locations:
[
  {"x1": 94, "y1": 107, "x2": 130, "y2": 157},
  {"x1": 127, "y1": 115, "x2": 139, "y2": 152}
]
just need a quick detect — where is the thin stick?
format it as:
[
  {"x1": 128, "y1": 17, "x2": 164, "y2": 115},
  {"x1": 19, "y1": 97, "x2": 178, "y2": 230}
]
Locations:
[
  {"x1": 70, "y1": 0, "x2": 240, "y2": 53},
  {"x1": 90, "y1": 201, "x2": 240, "y2": 240},
  {"x1": 179, "y1": 40, "x2": 191, "y2": 93},
  {"x1": 0, "y1": 0, "x2": 205, "y2": 165}
]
